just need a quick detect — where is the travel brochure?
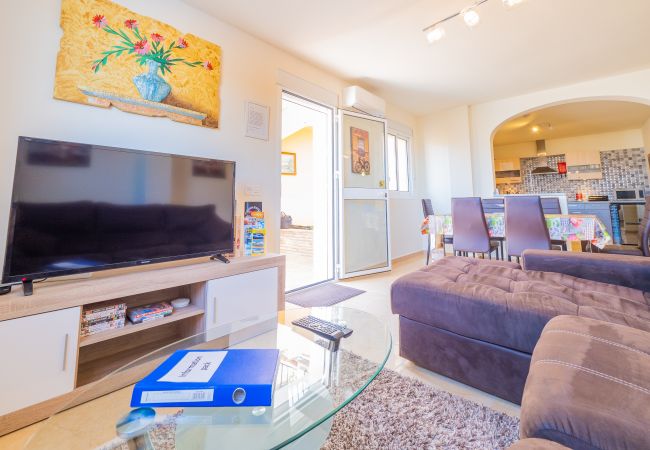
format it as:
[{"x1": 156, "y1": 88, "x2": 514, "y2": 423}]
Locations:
[{"x1": 244, "y1": 201, "x2": 266, "y2": 256}]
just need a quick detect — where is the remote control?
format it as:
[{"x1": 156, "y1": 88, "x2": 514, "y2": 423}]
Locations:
[{"x1": 291, "y1": 315, "x2": 353, "y2": 341}]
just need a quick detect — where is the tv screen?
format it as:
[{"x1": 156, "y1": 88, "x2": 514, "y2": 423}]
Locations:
[{"x1": 2, "y1": 137, "x2": 235, "y2": 283}]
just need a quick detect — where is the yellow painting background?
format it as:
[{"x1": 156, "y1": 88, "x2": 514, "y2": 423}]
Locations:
[{"x1": 54, "y1": 0, "x2": 221, "y2": 128}]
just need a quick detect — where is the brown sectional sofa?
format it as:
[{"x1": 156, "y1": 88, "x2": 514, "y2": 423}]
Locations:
[
  {"x1": 391, "y1": 250, "x2": 650, "y2": 403},
  {"x1": 391, "y1": 249, "x2": 650, "y2": 449},
  {"x1": 519, "y1": 315, "x2": 650, "y2": 450},
  {"x1": 509, "y1": 439, "x2": 570, "y2": 450}
]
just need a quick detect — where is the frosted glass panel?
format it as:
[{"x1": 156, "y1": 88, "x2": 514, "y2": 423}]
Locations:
[
  {"x1": 342, "y1": 114, "x2": 386, "y2": 189},
  {"x1": 343, "y1": 199, "x2": 388, "y2": 273}
]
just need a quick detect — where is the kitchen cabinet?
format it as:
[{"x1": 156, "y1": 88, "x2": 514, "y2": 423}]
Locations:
[
  {"x1": 566, "y1": 150, "x2": 602, "y2": 180},
  {"x1": 495, "y1": 158, "x2": 522, "y2": 184},
  {"x1": 0, "y1": 307, "x2": 80, "y2": 415}
]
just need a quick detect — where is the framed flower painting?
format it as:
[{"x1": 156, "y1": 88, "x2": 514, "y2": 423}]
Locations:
[{"x1": 54, "y1": 0, "x2": 221, "y2": 128}]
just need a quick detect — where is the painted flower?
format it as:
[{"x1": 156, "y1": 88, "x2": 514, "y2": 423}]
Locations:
[
  {"x1": 133, "y1": 39, "x2": 151, "y2": 55},
  {"x1": 150, "y1": 33, "x2": 164, "y2": 43},
  {"x1": 91, "y1": 62, "x2": 100, "y2": 72},
  {"x1": 177, "y1": 37, "x2": 188, "y2": 49},
  {"x1": 124, "y1": 19, "x2": 138, "y2": 29},
  {"x1": 203, "y1": 61, "x2": 213, "y2": 71},
  {"x1": 92, "y1": 14, "x2": 107, "y2": 28}
]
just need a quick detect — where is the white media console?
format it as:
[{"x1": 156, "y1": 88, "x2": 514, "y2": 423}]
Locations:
[{"x1": 0, "y1": 254, "x2": 285, "y2": 435}]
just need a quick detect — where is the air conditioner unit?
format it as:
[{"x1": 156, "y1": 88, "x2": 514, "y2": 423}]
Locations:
[{"x1": 342, "y1": 86, "x2": 386, "y2": 118}]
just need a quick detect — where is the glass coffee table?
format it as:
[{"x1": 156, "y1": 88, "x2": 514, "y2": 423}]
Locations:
[{"x1": 25, "y1": 307, "x2": 391, "y2": 450}]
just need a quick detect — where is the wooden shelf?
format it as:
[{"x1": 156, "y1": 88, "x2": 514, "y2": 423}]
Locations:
[
  {"x1": 79, "y1": 305, "x2": 204, "y2": 347},
  {"x1": 0, "y1": 254, "x2": 285, "y2": 322}
]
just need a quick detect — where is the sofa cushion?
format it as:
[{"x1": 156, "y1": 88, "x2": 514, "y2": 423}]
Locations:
[
  {"x1": 508, "y1": 439, "x2": 571, "y2": 450},
  {"x1": 520, "y1": 315, "x2": 650, "y2": 450},
  {"x1": 391, "y1": 257, "x2": 650, "y2": 354}
]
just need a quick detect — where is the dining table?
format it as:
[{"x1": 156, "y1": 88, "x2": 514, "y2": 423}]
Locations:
[{"x1": 423, "y1": 213, "x2": 613, "y2": 250}]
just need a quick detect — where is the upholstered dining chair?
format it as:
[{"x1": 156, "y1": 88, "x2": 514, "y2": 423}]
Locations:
[
  {"x1": 539, "y1": 196, "x2": 566, "y2": 250},
  {"x1": 504, "y1": 196, "x2": 552, "y2": 261},
  {"x1": 481, "y1": 198, "x2": 506, "y2": 258},
  {"x1": 422, "y1": 199, "x2": 453, "y2": 264},
  {"x1": 451, "y1": 197, "x2": 500, "y2": 259},
  {"x1": 540, "y1": 197, "x2": 562, "y2": 214},
  {"x1": 602, "y1": 196, "x2": 650, "y2": 257}
]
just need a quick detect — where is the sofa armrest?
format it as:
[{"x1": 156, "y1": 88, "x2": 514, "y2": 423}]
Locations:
[{"x1": 521, "y1": 249, "x2": 650, "y2": 292}]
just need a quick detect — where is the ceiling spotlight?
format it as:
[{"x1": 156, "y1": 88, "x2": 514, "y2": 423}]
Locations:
[
  {"x1": 503, "y1": 0, "x2": 524, "y2": 8},
  {"x1": 531, "y1": 125, "x2": 540, "y2": 133},
  {"x1": 426, "y1": 26, "x2": 446, "y2": 43},
  {"x1": 463, "y1": 9, "x2": 481, "y2": 27}
]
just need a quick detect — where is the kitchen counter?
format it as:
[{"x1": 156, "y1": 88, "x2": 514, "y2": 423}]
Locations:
[
  {"x1": 610, "y1": 199, "x2": 646, "y2": 205},
  {"x1": 569, "y1": 200, "x2": 646, "y2": 205}
]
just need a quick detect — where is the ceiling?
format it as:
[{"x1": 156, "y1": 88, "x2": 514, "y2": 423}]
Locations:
[
  {"x1": 182, "y1": 0, "x2": 650, "y2": 116},
  {"x1": 493, "y1": 101, "x2": 650, "y2": 146}
]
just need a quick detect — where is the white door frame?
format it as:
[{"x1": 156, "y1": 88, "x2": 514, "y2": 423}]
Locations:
[
  {"x1": 280, "y1": 90, "x2": 336, "y2": 290},
  {"x1": 337, "y1": 109, "x2": 392, "y2": 279}
]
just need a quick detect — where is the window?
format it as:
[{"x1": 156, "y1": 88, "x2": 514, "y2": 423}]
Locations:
[{"x1": 387, "y1": 133, "x2": 410, "y2": 192}]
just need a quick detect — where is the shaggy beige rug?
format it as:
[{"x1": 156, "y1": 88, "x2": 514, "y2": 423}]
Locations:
[
  {"x1": 103, "y1": 368, "x2": 519, "y2": 450},
  {"x1": 322, "y1": 368, "x2": 519, "y2": 449}
]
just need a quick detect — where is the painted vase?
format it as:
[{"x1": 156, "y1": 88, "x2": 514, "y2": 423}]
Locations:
[{"x1": 132, "y1": 60, "x2": 171, "y2": 102}]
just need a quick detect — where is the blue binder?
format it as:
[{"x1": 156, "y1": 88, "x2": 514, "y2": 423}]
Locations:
[{"x1": 130, "y1": 349, "x2": 279, "y2": 408}]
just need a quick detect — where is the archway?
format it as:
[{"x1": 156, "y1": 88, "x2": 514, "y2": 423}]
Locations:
[{"x1": 489, "y1": 98, "x2": 650, "y2": 243}]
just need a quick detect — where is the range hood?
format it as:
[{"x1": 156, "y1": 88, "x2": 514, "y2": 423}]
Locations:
[{"x1": 531, "y1": 140, "x2": 558, "y2": 175}]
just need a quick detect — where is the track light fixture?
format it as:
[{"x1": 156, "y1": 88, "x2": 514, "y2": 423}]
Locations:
[
  {"x1": 423, "y1": 0, "x2": 526, "y2": 43},
  {"x1": 463, "y1": 9, "x2": 481, "y2": 27},
  {"x1": 503, "y1": 0, "x2": 524, "y2": 8},
  {"x1": 426, "y1": 26, "x2": 446, "y2": 43}
]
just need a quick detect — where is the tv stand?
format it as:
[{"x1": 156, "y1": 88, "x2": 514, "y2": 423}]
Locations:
[
  {"x1": 210, "y1": 254, "x2": 231, "y2": 264},
  {"x1": 21, "y1": 278, "x2": 33, "y2": 297},
  {"x1": 0, "y1": 254, "x2": 285, "y2": 436}
]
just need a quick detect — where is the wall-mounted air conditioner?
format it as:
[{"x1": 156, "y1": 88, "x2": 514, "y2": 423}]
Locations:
[{"x1": 342, "y1": 86, "x2": 386, "y2": 118}]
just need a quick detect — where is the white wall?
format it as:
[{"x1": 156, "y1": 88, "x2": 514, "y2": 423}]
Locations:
[
  {"x1": 417, "y1": 105, "x2": 474, "y2": 214},
  {"x1": 0, "y1": 0, "x2": 351, "y2": 275},
  {"x1": 0, "y1": 0, "x2": 429, "y2": 276},
  {"x1": 470, "y1": 68, "x2": 650, "y2": 197},
  {"x1": 494, "y1": 129, "x2": 645, "y2": 160}
]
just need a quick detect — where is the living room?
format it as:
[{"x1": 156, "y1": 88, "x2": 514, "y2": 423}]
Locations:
[{"x1": 1, "y1": 0, "x2": 649, "y2": 449}]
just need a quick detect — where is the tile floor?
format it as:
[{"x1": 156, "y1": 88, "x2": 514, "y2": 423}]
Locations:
[{"x1": 0, "y1": 250, "x2": 519, "y2": 449}]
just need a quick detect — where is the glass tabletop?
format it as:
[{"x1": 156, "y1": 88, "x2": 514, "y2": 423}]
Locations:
[{"x1": 25, "y1": 307, "x2": 391, "y2": 450}]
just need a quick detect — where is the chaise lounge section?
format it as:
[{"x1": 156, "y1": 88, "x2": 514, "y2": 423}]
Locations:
[
  {"x1": 518, "y1": 314, "x2": 650, "y2": 449},
  {"x1": 390, "y1": 250, "x2": 650, "y2": 403}
]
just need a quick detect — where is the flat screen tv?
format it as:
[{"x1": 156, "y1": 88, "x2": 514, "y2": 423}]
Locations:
[{"x1": 2, "y1": 137, "x2": 235, "y2": 284}]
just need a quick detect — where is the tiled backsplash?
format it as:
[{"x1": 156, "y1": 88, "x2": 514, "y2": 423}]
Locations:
[{"x1": 496, "y1": 148, "x2": 650, "y2": 198}]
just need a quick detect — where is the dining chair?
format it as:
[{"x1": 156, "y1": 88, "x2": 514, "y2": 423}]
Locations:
[
  {"x1": 540, "y1": 196, "x2": 566, "y2": 250},
  {"x1": 421, "y1": 199, "x2": 453, "y2": 264},
  {"x1": 541, "y1": 197, "x2": 562, "y2": 214},
  {"x1": 451, "y1": 197, "x2": 500, "y2": 259},
  {"x1": 504, "y1": 196, "x2": 552, "y2": 261},
  {"x1": 601, "y1": 196, "x2": 650, "y2": 257},
  {"x1": 481, "y1": 198, "x2": 506, "y2": 258}
]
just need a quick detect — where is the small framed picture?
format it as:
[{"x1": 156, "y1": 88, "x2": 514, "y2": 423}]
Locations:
[
  {"x1": 350, "y1": 127, "x2": 370, "y2": 175},
  {"x1": 281, "y1": 152, "x2": 297, "y2": 176}
]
